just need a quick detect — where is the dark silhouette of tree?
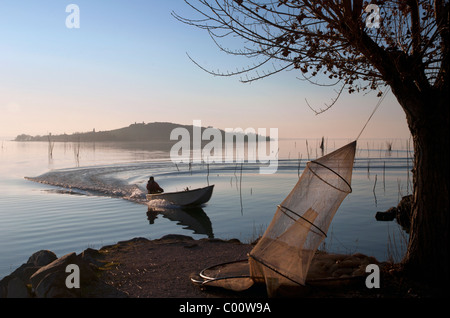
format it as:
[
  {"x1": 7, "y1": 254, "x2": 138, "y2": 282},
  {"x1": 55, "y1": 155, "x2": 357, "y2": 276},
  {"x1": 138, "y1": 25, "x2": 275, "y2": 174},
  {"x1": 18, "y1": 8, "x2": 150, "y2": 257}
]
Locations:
[{"x1": 174, "y1": 0, "x2": 449, "y2": 286}]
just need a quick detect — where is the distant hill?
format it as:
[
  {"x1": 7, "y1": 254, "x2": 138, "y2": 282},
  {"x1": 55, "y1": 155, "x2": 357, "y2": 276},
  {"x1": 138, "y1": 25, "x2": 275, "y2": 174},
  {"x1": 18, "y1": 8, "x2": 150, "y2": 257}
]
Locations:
[{"x1": 14, "y1": 122, "x2": 270, "y2": 143}]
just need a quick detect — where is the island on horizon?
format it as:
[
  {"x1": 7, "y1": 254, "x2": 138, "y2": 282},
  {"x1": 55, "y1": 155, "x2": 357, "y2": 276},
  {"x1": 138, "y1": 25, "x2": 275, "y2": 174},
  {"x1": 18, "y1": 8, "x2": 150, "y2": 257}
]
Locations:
[{"x1": 13, "y1": 122, "x2": 272, "y2": 144}]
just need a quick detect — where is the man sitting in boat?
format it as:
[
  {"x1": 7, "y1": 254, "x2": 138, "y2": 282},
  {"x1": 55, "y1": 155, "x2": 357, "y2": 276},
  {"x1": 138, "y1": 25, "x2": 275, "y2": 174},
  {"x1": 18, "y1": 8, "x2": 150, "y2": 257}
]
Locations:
[{"x1": 147, "y1": 176, "x2": 164, "y2": 194}]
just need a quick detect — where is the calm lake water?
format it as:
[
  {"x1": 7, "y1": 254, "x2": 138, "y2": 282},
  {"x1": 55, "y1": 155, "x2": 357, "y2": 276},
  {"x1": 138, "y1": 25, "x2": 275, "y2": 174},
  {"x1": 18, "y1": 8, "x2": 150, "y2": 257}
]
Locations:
[{"x1": 0, "y1": 138, "x2": 412, "y2": 279}]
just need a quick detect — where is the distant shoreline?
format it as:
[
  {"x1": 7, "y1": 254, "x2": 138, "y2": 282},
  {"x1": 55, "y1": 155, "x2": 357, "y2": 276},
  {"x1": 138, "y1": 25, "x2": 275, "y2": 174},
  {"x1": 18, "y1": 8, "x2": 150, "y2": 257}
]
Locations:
[{"x1": 13, "y1": 121, "x2": 272, "y2": 143}]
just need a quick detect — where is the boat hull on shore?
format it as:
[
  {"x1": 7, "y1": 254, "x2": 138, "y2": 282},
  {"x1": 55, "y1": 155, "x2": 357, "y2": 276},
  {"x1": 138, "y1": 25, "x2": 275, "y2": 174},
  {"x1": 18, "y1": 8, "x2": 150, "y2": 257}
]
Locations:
[{"x1": 146, "y1": 185, "x2": 214, "y2": 207}]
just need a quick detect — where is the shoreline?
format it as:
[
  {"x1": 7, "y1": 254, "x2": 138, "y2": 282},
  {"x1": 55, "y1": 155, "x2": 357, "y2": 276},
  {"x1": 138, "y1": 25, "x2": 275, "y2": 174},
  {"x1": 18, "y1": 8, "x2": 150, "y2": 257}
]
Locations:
[
  {"x1": 94, "y1": 234, "x2": 255, "y2": 298},
  {"x1": 2, "y1": 233, "x2": 443, "y2": 299},
  {"x1": 1, "y1": 234, "x2": 255, "y2": 298}
]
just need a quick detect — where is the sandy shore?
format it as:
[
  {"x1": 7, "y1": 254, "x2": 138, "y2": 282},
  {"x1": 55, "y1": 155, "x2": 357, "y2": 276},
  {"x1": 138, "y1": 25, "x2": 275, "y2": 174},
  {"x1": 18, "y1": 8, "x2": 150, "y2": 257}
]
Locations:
[
  {"x1": 90, "y1": 234, "x2": 256, "y2": 298},
  {"x1": 3, "y1": 232, "x2": 443, "y2": 303},
  {"x1": 87, "y1": 234, "x2": 384, "y2": 299},
  {"x1": 78, "y1": 234, "x2": 445, "y2": 300}
]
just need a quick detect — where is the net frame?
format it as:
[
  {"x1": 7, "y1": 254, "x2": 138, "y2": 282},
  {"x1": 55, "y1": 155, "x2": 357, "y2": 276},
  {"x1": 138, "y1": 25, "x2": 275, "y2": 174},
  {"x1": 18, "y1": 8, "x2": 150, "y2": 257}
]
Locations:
[
  {"x1": 191, "y1": 141, "x2": 357, "y2": 296},
  {"x1": 248, "y1": 141, "x2": 357, "y2": 294},
  {"x1": 199, "y1": 259, "x2": 250, "y2": 282}
]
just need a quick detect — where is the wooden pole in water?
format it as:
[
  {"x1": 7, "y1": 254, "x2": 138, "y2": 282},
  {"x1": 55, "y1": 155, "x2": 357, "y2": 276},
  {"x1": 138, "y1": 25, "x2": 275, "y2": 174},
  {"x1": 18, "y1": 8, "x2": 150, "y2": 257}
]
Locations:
[{"x1": 239, "y1": 163, "x2": 243, "y2": 214}]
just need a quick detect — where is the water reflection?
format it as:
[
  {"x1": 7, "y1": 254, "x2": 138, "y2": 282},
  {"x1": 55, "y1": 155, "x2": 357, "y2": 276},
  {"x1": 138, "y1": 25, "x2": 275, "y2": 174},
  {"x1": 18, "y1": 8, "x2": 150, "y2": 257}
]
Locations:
[{"x1": 147, "y1": 206, "x2": 214, "y2": 238}]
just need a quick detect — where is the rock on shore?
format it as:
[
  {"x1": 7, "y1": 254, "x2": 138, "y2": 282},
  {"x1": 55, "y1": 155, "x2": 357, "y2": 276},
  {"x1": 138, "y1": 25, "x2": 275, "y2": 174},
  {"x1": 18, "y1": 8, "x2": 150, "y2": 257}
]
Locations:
[
  {"x1": 0, "y1": 234, "x2": 251, "y2": 298},
  {"x1": 0, "y1": 248, "x2": 101, "y2": 298},
  {"x1": 375, "y1": 195, "x2": 413, "y2": 231}
]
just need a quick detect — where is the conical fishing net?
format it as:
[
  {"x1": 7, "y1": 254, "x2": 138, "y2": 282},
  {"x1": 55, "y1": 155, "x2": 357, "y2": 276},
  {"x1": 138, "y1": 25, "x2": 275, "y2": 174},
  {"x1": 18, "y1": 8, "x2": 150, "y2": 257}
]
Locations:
[{"x1": 192, "y1": 141, "x2": 357, "y2": 296}]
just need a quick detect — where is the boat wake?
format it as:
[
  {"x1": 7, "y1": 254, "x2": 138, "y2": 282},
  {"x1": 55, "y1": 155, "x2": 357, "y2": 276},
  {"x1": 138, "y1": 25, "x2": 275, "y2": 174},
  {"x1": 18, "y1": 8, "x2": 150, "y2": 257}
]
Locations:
[
  {"x1": 25, "y1": 163, "x2": 216, "y2": 238},
  {"x1": 25, "y1": 162, "x2": 172, "y2": 204}
]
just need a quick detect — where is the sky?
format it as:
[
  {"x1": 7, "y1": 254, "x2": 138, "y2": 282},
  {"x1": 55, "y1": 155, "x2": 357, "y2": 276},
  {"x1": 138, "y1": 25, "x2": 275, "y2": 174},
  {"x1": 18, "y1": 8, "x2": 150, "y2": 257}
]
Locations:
[{"x1": 0, "y1": 0, "x2": 411, "y2": 140}]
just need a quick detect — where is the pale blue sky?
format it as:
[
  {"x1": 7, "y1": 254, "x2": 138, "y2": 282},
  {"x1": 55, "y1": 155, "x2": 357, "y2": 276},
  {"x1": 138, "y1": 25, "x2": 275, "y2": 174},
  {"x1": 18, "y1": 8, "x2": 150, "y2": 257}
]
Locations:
[{"x1": 0, "y1": 1, "x2": 410, "y2": 139}]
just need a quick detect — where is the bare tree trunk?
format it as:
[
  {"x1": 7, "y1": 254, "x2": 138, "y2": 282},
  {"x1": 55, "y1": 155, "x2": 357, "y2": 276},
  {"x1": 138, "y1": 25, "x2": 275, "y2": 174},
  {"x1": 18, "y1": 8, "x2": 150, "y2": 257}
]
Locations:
[{"x1": 400, "y1": 91, "x2": 450, "y2": 285}]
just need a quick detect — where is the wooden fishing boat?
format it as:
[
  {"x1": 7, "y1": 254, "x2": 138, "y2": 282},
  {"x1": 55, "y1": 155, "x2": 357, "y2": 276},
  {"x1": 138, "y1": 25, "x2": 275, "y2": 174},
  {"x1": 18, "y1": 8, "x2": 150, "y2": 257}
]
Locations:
[{"x1": 146, "y1": 185, "x2": 214, "y2": 207}]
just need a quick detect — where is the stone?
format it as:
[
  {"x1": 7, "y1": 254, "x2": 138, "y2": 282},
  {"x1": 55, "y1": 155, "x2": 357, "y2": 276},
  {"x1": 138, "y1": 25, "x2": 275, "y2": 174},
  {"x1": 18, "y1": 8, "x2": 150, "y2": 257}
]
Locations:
[
  {"x1": 7, "y1": 277, "x2": 30, "y2": 298},
  {"x1": 117, "y1": 237, "x2": 150, "y2": 245},
  {"x1": 34, "y1": 271, "x2": 76, "y2": 298},
  {"x1": 30, "y1": 252, "x2": 78, "y2": 288},
  {"x1": 375, "y1": 207, "x2": 397, "y2": 221},
  {"x1": 0, "y1": 262, "x2": 41, "y2": 298},
  {"x1": 1, "y1": 248, "x2": 103, "y2": 298},
  {"x1": 80, "y1": 248, "x2": 104, "y2": 268},
  {"x1": 6, "y1": 263, "x2": 40, "y2": 285},
  {"x1": 30, "y1": 252, "x2": 98, "y2": 298},
  {"x1": 159, "y1": 234, "x2": 194, "y2": 241},
  {"x1": 375, "y1": 195, "x2": 412, "y2": 231},
  {"x1": 27, "y1": 250, "x2": 57, "y2": 267}
]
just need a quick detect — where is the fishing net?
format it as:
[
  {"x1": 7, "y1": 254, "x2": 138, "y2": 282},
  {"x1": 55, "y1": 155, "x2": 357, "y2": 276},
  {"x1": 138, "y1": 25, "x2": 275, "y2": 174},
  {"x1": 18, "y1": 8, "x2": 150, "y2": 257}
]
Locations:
[
  {"x1": 191, "y1": 260, "x2": 254, "y2": 292},
  {"x1": 192, "y1": 141, "x2": 357, "y2": 296}
]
